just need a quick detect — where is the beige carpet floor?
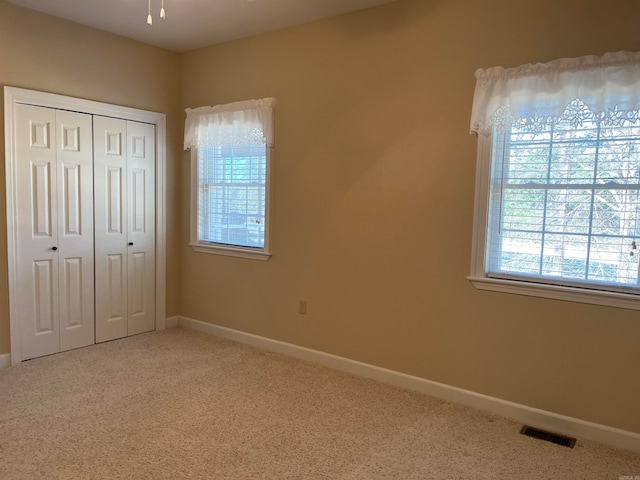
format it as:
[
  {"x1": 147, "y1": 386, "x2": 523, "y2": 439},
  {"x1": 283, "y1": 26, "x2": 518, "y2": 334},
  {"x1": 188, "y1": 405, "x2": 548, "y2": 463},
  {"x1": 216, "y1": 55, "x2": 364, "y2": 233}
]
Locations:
[{"x1": 0, "y1": 327, "x2": 639, "y2": 479}]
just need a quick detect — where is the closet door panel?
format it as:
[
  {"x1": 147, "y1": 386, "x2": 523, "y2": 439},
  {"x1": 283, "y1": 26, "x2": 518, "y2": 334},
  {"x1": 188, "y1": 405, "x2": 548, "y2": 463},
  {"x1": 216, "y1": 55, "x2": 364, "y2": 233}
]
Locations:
[
  {"x1": 56, "y1": 110, "x2": 95, "y2": 352},
  {"x1": 94, "y1": 116, "x2": 128, "y2": 343},
  {"x1": 14, "y1": 104, "x2": 60, "y2": 360},
  {"x1": 127, "y1": 121, "x2": 155, "y2": 336}
]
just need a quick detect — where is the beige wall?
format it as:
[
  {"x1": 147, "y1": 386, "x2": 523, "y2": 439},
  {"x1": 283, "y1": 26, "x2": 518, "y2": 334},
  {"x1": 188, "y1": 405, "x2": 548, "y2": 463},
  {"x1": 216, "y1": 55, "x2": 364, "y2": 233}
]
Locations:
[
  {"x1": 181, "y1": 0, "x2": 640, "y2": 433},
  {"x1": 0, "y1": 1, "x2": 182, "y2": 354}
]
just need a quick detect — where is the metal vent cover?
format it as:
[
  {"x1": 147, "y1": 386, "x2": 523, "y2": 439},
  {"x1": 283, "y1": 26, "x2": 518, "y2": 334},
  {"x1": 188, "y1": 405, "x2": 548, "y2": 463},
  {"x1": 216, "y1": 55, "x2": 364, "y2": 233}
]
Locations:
[{"x1": 520, "y1": 426, "x2": 576, "y2": 448}]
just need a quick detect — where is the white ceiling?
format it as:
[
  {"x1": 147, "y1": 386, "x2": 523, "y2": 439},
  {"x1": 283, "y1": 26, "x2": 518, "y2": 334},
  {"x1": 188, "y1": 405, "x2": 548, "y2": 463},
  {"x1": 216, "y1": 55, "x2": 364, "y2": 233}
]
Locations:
[{"x1": 7, "y1": 0, "x2": 396, "y2": 52}]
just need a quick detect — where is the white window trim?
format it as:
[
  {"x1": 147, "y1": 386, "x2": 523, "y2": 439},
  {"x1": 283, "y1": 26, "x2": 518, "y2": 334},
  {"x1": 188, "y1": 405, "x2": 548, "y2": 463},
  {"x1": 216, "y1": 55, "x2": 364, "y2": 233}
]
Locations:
[
  {"x1": 469, "y1": 134, "x2": 640, "y2": 310},
  {"x1": 189, "y1": 147, "x2": 272, "y2": 261}
]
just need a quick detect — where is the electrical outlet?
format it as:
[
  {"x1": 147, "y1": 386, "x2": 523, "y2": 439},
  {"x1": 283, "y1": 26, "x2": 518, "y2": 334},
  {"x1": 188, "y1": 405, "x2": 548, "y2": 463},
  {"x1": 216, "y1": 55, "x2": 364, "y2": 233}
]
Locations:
[{"x1": 298, "y1": 300, "x2": 307, "y2": 315}]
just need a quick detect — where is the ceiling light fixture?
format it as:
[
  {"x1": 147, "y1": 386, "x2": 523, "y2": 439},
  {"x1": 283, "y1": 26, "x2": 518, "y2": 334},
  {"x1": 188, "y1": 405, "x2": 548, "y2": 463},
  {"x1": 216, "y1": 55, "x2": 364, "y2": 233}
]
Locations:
[{"x1": 147, "y1": 0, "x2": 166, "y2": 26}]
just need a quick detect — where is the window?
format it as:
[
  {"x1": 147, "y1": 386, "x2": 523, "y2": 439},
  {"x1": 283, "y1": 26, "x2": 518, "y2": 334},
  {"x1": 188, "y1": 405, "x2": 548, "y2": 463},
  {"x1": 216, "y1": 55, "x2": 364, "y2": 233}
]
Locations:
[
  {"x1": 469, "y1": 51, "x2": 640, "y2": 309},
  {"x1": 184, "y1": 98, "x2": 275, "y2": 260},
  {"x1": 197, "y1": 143, "x2": 267, "y2": 248}
]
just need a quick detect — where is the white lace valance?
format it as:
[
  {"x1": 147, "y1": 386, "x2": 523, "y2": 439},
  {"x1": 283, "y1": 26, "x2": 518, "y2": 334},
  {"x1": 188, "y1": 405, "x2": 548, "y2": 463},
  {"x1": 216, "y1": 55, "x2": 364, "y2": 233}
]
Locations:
[
  {"x1": 470, "y1": 51, "x2": 640, "y2": 135},
  {"x1": 184, "y1": 98, "x2": 276, "y2": 150}
]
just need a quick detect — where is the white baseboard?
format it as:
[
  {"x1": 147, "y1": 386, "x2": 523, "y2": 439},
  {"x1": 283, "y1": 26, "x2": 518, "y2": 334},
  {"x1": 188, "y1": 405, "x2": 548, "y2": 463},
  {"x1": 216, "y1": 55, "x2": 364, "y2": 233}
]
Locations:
[
  {"x1": 165, "y1": 316, "x2": 180, "y2": 329},
  {"x1": 0, "y1": 353, "x2": 10, "y2": 369},
  {"x1": 174, "y1": 315, "x2": 640, "y2": 453}
]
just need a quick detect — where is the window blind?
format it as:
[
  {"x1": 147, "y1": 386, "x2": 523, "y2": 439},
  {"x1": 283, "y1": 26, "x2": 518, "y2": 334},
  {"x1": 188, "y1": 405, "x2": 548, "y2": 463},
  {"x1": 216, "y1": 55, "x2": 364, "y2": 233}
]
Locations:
[
  {"x1": 198, "y1": 144, "x2": 266, "y2": 248},
  {"x1": 487, "y1": 99, "x2": 640, "y2": 291}
]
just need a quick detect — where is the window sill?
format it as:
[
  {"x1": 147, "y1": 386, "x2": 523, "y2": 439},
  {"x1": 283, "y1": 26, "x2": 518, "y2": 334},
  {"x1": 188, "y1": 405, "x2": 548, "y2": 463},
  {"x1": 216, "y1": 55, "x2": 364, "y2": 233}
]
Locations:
[
  {"x1": 190, "y1": 243, "x2": 271, "y2": 261},
  {"x1": 468, "y1": 276, "x2": 640, "y2": 311}
]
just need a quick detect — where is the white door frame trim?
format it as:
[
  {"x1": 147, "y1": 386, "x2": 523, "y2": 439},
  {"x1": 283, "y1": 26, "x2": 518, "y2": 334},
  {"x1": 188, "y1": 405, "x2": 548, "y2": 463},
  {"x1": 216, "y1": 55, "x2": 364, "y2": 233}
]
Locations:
[{"x1": 4, "y1": 86, "x2": 167, "y2": 366}]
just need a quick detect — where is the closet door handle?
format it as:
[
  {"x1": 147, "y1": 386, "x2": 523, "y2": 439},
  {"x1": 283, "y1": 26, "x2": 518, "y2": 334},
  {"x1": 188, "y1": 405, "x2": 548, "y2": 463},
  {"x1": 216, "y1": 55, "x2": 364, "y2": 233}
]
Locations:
[
  {"x1": 128, "y1": 242, "x2": 134, "y2": 246},
  {"x1": 51, "y1": 246, "x2": 58, "y2": 251}
]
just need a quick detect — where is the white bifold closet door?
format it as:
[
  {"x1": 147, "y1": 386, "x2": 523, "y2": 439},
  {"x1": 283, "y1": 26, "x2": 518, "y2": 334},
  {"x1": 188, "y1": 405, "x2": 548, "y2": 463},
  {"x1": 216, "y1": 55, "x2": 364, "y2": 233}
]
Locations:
[
  {"x1": 94, "y1": 116, "x2": 156, "y2": 343},
  {"x1": 14, "y1": 104, "x2": 95, "y2": 360}
]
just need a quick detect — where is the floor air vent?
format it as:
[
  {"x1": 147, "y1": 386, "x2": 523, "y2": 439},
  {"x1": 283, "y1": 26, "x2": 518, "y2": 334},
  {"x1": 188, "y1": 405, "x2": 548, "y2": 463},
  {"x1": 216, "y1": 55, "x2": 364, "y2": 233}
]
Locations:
[{"x1": 520, "y1": 426, "x2": 576, "y2": 448}]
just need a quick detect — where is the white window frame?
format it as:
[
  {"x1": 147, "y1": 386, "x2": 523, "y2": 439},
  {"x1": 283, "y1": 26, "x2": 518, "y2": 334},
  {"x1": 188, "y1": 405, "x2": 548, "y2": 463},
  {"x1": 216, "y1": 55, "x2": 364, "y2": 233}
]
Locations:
[
  {"x1": 468, "y1": 134, "x2": 640, "y2": 310},
  {"x1": 189, "y1": 145, "x2": 272, "y2": 261}
]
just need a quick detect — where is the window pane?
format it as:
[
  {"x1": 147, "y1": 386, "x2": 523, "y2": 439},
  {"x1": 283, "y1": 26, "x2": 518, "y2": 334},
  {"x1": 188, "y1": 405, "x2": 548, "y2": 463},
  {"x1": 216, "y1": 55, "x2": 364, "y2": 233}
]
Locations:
[
  {"x1": 596, "y1": 134, "x2": 640, "y2": 185},
  {"x1": 501, "y1": 189, "x2": 545, "y2": 231},
  {"x1": 198, "y1": 145, "x2": 266, "y2": 248},
  {"x1": 505, "y1": 145, "x2": 550, "y2": 184},
  {"x1": 495, "y1": 231, "x2": 542, "y2": 275},
  {"x1": 541, "y1": 233, "x2": 589, "y2": 279},
  {"x1": 544, "y1": 190, "x2": 591, "y2": 234},
  {"x1": 589, "y1": 236, "x2": 637, "y2": 285},
  {"x1": 487, "y1": 100, "x2": 640, "y2": 291},
  {"x1": 549, "y1": 143, "x2": 597, "y2": 184}
]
